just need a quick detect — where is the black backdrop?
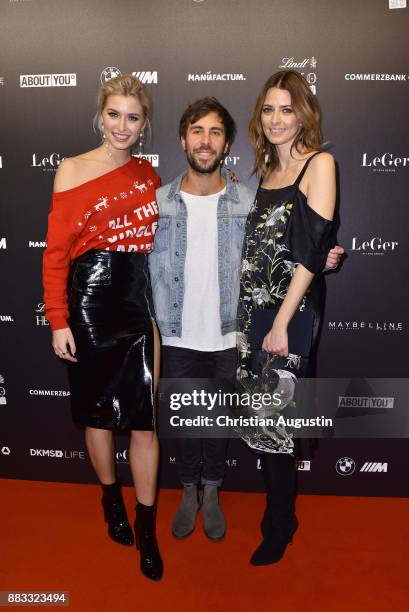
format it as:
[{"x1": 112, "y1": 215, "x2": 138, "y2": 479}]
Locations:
[{"x1": 1, "y1": 0, "x2": 408, "y2": 496}]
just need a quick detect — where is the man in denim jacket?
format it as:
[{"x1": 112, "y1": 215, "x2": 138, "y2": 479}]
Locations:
[{"x1": 149, "y1": 98, "x2": 342, "y2": 542}]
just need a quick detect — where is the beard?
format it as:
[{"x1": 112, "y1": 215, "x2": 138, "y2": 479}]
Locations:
[{"x1": 186, "y1": 146, "x2": 224, "y2": 174}]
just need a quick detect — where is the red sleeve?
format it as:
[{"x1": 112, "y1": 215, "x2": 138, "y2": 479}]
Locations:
[{"x1": 43, "y1": 192, "x2": 81, "y2": 331}]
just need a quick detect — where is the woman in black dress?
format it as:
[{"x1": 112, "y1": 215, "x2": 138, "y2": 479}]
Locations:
[{"x1": 237, "y1": 70, "x2": 336, "y2": 565}]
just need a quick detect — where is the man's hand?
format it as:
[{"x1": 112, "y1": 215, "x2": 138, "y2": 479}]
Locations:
[{"x1": 324, "y1": 245, "x2": 345, "y2": 271}]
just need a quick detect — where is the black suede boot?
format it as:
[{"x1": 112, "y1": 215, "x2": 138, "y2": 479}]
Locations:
[
  {"x1": 250, "y1": 454, "x2": 298, "y2": 566},
  {"x1": 134, "y1": 502, "x2": 163, "y2": 581},
  {"x1": 101, "y1": 481, "x2": 134, "y2": 546}
]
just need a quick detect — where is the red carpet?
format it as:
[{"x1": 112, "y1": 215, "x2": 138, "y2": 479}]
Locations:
[{"x1": 1, "y1": 479, "x2": 408, "y2": 611}]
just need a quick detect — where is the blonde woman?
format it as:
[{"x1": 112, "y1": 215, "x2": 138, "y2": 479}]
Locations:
[{"x1": 43, "y1": 75, "x2": 162, "y2": 581}]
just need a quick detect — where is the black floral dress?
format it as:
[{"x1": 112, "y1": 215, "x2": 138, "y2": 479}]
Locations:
[{"x1": 237, "y1": 153, "x2": 334, "y2": 454}]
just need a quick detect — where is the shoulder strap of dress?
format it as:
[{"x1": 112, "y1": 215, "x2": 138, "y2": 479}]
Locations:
[{"x1": 294, "y1": 151, "x2": 321, "y2": 186}]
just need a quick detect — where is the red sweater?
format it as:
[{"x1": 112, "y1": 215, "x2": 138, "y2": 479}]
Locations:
[{"x1": 43, "y1": 158, "x2": 160, "y2": 331}]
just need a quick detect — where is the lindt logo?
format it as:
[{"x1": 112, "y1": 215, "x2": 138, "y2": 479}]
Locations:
[
  {"x1": 361, "y1": 153, "x2": 409, "y2": 171},
  {"x1": 279, "y1": 56, "x2": 317, "y2": 69}
]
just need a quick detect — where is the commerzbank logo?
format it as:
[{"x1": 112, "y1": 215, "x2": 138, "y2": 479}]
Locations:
[{"x1": 100, "y1": 67, "x2": 158, "y2": 84}]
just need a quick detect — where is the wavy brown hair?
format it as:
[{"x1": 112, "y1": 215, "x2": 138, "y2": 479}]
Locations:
[{"x1": 249, "y1": 70, "x2": 323, "y2": 178}]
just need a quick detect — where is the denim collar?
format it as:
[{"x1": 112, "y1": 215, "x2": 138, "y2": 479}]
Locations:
[{"x1": 167, "y1": 166, "x2": 240, "y2": 203}]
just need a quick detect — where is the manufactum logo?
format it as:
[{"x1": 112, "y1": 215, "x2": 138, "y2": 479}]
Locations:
[
  {"x1": 361, "y1": 153, "x2": 409, "y2": 172},
  {"x1": 0, "y1": 374, "x2": 6, "y2": 406},
  {"x1": 187, "y1": 72, "x2": 247, "y2": 82},
  {"x1": 360, "y1": 462, "x2": 388, "y2": 473},
  {"x1": 336, "y1": 457, "x2": 356, "y2": 476},
  {"x1": 32, "y1": 153, "x2": 64, "y2": 171},
  {"x1": 1, "y1": 447, "x2": 11, "y2": 456},
  {"x1": 35, "y1": 302, "x2": 49, "y2": 326},
  {"x1": 133, "y1": 154, "x2": 159, "y2": 168},
  {"x1": 328, "y1": 321, "x2": 403, "y2": 332},
  {"x1": 28, "y1": 241, "x2": 47, "y2": 248},
  {"x1": 100, "y1": 67, "x2": 158, "y2": 85},
  {"x1": 0, "y1": 315, "x2": 14, "y2": 323},
  {"x1": 338, "y1": 396, "x2": 394, "y2": 409},
  {"x1": 20, "y1": 74, "x2": 77, "y2": 87},
  {"x1": 351, "y1": 237, "x2": 398, "y2": 255}
]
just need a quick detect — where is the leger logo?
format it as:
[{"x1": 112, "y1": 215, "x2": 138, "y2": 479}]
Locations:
[{"x1": 351, "y1": 237, "x2": 398, "y2": 254}]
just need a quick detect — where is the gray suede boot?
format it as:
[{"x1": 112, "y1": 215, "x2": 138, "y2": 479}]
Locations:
[
  {"x1": 202, "y1": 484, "x2": 226, "y2": 541},
  {"x1": 172, "y1": 484, "x2": 199, "y2": 539}
]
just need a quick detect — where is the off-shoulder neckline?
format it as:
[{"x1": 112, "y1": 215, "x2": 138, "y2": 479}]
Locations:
[{"x1": 53, "y1": 157, "x2": 136, "y2": 197}]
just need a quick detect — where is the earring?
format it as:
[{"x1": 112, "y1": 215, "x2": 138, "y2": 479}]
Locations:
[
  {"x1": 138, "y1": 129, "x2": 145, "y2": 163},
  {"x1": 101, "y1": 123, "x2": 105, "y2": 139}
]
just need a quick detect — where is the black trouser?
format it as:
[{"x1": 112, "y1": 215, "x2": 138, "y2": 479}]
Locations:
[{"x1": 161, "y1": 346, "x2": 237, "y2": 486}]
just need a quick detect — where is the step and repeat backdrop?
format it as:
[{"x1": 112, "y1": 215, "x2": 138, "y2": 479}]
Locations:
[{"x1": 1, "y1": 0, "x2": 408, "y2": 496}]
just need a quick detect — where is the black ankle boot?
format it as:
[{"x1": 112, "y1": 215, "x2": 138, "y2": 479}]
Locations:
[
  {"x1": 101, "y1": 481, "x2": 134, "y2": 546},
  {"x1": 134, "y1": 502, "x2": 163, "y2": 581},
  {"x1": 250, "y1": 454, "x2": 297, "y2": 566}
]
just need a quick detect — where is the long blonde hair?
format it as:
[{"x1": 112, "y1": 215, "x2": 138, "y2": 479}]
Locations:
[{"x1": 249, "y1": 70, "x2": 323, "y2": 178}]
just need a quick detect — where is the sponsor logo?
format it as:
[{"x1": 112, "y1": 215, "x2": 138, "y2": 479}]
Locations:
[
  {"x1": 389, "y1": 0, "x2": 406, "y2": 9},
  {"x1": 361, "y1": 153, "x2": 409, "y2": 172},
  {"x1": 0, "y1": 315, "x2": 14, "y2": 323},
  {"x1": 360, "y1": 461, "x2": 388, "y2": 473},
  {"x1": 296, "y1": 460, "x2": 311, "y2": 471},
  {"x1": 328, "y1": 321, "x2": 403, "y2": 332},
  {"x1": 224, "y1": 155, "x2": 240, "y2": 166},
  {"x1": 187, "y1": 72, "x2": 247, "y2": 82},
  {"x1": 116, "y1": 449, "x2": 129, "y2": 464},
  {"x1": 100, "y1": 67, "x2": 158, "y2": 85},
  {"x1": 29, "y1": 389, "x2": 70, "y2": 397},
  {"x1": 345, "y1": 73, "x2": 407, "y2": 82},
  {"x1": 133, "y1": 153, "x2": 159, "y2": 167},
  {"x1": 226, "y1": 458, "x2": 238, "y2": 468},
  {"x1": 0, "y1": 77, "x2": 5, "y2": 86},
  {"x1": 35, "y1": 302, "x2": 49, "y2": 326},
  {"x1": 336, "y1": 457, "x2": 356, "y2": 475},
  {"x1": 351, "y1": 237, "x2": 398, "y2": 255},
  {"x1": 20, "y1": 74, "x2": 77, "y2": 87},
  {"x1": 278, "y1": 57, "x2": 317, "y2": 94},
  {"x1": 0, "y1": 155, "x2": 2, "y2": 168},
  {"x1": 1, "y1": 446, "x2": 10, "y2": 456},
  {"x1": 28, "y1": 241, "x2": 47, "y2": 248},
  {"x1": 169, "y1": 456, "x2": 176, "y2": 464},
  {"x1": 0, "y1": 237, "x2": 7, "y2": 249},
  {"x1": 0, "y1": 374, "x2": 6, "y2": 406},
  {"x1": 32, "y1": 153, "x2": 64, "y2": 171},
  {"x1": 338, "y1": 396, "x2": 394, "y2": 409},
  {"x1": 29, "y1": 448, "x2": 85, "y2": 459}
]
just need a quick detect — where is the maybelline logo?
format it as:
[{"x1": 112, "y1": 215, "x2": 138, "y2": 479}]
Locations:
[
  {"x1": 35, "y1": 302, "x2": 49, "y2": 326},
  {"x1": 30, "y1": 448, "x2": 85, "y2": 459},
  {"x1": 32, "y1": 153, "x2": 64, "y2": 171},
  {"x1": 329, "y1": 321, "x2": 403, "y2": 332},
  {"x1": 0, "y1": 374, "x2": 6, "y2": 406},
  {"x1": 0, "y1": 238, "x2": 7, "y2": 249},
  {"x1": 338, "y1": 396, "x2": 394, "y2": 409},
  {"x1": 20, "y1": 74, "x2": 77, "y2": 88},
  {"x1": 29, "y1": 241, "x2": 47, "y2": 248},
  {"x1": 100, "y1": 67, "x2": 158, "y2": 84},
  {"x1": 1, "y1": 446, "x2": 10, "y2": 456},
  {"x1": 361, "y1": 153, "x2": 409, "y2": 172},
  {"x1": 133, "y1": 154, "x2": 159, "y2": 168},
  {"x1": 187, "y1": 72, "x2": 247, "y2": 82},
  {"x1": 351, "y1": 237, "x2": 398, "y2": 255},
  {"x1": 279, "y1": 56, "x2": 317, "y2": 69},
  {"x1": 29, "y1": 389, "x2": 70, "y2": 397},
  {"x1": 345, "y1": 73, "x2": 407, "y2": 81},
  {"x1": 0, "y1": 315, "x2": 14, "y2": 323}
]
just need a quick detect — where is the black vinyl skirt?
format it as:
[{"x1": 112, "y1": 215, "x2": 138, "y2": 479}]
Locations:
[{"x1": 67, "y1": 249, "x2": 155, "y2": 431}]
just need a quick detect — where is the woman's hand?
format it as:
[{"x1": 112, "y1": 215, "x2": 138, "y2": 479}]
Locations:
[
  {"x1": 52, "y1": 328, "x2": 78, "y2": 362},
  {"x1": 262, "y1": 319, "x2": 289, "y2": 356}
]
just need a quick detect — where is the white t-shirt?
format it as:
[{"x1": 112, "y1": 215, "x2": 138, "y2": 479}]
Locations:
[{"x1": 162, "y1": 188, "x2": 236, "y2": 352}]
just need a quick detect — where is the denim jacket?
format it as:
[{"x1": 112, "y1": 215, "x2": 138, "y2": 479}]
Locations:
[{"x1": 148, "y1": 169, "x2": 255, "y2": 338}]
